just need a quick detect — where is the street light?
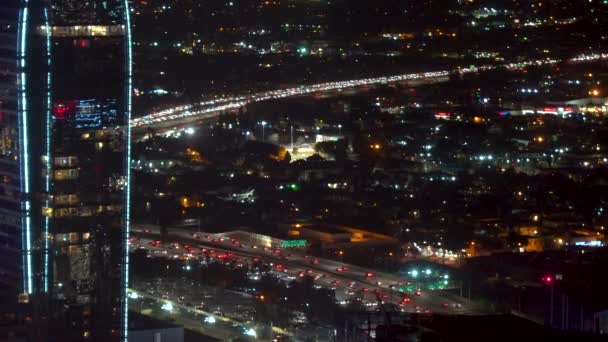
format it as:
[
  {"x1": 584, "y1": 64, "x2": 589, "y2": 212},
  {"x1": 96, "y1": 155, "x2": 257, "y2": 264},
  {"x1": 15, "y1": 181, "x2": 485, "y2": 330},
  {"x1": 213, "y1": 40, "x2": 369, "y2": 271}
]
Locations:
[{"x1": 261, "y1": 121, "x2": 267, "y2": 141}]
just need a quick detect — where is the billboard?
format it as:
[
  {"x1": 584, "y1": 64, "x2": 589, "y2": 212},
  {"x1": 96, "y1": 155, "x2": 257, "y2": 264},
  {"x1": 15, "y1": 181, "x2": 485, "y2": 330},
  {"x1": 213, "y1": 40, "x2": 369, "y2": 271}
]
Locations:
[{"x1": 52, "y1": 99, "x2": 118, "y2": 128}]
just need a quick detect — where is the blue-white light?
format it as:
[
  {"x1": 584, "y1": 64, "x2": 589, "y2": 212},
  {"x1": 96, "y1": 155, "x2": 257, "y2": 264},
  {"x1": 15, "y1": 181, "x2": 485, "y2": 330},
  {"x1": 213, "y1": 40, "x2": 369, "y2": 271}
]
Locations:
[
  {"x1": 243, "y1": 328, "x2": 257, "y2": 337},
  {"x1": 17, "y1": 2, "x2": 33, "y2": 295},
  {"x1": 122, "y1": 0, "x2": 134, "y2": 340},
  {"x1": 43, "y1": 7, "x2": 52, "y2": 294}
]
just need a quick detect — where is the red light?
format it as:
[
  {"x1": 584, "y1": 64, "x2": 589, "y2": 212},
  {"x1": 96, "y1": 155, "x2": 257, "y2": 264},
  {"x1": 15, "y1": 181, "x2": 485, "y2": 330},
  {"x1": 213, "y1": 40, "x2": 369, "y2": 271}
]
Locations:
[
  {"x1": 53, "y1": 101, "x2": 77, "y2": 121},
  {"x1": 543, "y1": 276, "x2": 553, "y2": 283}
]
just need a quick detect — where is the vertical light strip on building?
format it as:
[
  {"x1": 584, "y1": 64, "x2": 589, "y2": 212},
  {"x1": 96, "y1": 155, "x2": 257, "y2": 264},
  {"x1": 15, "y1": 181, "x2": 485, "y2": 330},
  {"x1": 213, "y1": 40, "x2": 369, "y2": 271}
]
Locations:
[
  {"x1": 43, "y1": 7, "x2": 52, "y2": 294},
  {"x1": 16, "y1": 4, "x2": 25, "y2": 294},
  {"x1": 122, "y1": 0, "x2": 133, "y2": 340},
  {"x1": 17, "y1": 1, "x2": 33, "y2": 295}
]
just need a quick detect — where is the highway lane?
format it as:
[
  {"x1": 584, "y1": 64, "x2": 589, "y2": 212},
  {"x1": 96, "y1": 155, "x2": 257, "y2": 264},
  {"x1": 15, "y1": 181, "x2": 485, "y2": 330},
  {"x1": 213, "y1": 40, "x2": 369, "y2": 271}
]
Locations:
[{"x1": 131, "y1": 225, "x2": 488, "y2": 316}]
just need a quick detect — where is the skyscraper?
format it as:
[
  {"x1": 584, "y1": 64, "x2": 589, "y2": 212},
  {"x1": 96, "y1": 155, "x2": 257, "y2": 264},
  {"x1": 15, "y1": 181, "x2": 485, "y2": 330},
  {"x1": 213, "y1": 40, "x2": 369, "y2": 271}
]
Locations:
[
  {"x1": 1, "y1": 1, "x2": 132, "y2": 341},
  {"x1": 0, "y1": 0, "x2": 27, "y2": 296}
]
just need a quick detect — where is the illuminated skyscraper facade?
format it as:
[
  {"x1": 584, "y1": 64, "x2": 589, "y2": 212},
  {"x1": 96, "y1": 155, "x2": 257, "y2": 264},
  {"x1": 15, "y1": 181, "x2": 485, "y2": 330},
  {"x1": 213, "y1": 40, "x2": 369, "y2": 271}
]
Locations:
[{"x1": 0, "y1": 1, "x2": 132, "y2": 341}]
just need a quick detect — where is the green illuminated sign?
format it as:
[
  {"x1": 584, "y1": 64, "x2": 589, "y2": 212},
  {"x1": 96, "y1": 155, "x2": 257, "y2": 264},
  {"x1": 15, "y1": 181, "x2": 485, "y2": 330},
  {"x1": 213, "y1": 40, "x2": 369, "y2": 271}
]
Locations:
[{"x1": 281, "y1": 240, "x2": 307, "y2": 248}]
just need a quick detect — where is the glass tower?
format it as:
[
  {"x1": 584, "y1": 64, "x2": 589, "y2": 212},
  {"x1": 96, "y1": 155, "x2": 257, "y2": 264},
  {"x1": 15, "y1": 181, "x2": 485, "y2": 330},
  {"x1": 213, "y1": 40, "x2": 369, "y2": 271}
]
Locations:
[
  {"x1": 1, "y1": 1, "x2": 132, "y2": 341},
  {"x1": 0, "y1": 0, "x2": 25, "y2": 295}
]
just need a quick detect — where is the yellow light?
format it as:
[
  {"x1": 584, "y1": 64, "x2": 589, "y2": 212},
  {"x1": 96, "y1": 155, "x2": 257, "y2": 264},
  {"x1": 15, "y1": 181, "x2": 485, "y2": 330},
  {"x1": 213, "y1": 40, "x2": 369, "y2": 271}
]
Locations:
[
  {"x1": 473, "y1": 116, "x2": 482, "y2": 123},
  {"x1": 17, "y1": 293, "x2": 29, "y2": 304},
  {"x1": 536, "y1": 136, "x2": 544, "y2": 143}
]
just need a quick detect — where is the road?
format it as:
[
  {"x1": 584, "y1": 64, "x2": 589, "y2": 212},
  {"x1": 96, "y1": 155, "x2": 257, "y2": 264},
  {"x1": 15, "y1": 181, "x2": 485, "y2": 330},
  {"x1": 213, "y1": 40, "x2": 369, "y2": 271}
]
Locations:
[
  {"x1": 130, "y1": 52, "x2": 608, "y2": 133},
  {"x1": 131, "y1": 225, "x2": 488, "y2": 316},
  {"x1": 130, "y1": 288, "x2": 287, "y2": 341}
]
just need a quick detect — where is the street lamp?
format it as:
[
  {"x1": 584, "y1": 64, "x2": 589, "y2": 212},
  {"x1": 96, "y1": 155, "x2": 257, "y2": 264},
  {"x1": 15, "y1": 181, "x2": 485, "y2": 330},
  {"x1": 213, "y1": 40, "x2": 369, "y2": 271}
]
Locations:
[{"x1": 260, "y1": 121, "x2": 267, "y2": 141}]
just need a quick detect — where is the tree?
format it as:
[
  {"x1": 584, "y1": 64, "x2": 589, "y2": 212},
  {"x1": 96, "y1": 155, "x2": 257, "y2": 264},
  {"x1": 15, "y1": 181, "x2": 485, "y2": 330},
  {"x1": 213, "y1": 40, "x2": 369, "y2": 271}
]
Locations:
[{"x1": 314, "y1": 139, "x2": 348, "y2": 161}]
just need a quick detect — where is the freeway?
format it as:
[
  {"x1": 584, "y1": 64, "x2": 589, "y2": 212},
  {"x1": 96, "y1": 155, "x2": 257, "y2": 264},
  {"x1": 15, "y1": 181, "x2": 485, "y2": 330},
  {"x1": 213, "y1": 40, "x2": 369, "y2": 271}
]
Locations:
[
  {"x1": 131, "y1": 225, "x2": 488, "y2": 316},
  {"x1": 130, "y1": 52, "x2": 608, "y2": 132}
]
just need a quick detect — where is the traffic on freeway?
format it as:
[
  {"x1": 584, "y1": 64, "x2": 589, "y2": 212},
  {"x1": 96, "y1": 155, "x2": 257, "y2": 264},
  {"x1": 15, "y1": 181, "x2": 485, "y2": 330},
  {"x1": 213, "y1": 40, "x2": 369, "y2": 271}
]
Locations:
[
  {"x1": 130, "y1": 52, "x2": 608, "y2": 130},
  {"x1": 130, "y1": 225, "x2": 486, "y2": 316}
]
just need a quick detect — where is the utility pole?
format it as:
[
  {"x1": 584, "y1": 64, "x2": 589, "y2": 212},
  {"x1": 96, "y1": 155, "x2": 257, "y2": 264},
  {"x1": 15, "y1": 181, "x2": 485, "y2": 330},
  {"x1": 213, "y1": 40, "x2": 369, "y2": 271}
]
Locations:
[{"x1": 290, "y1": 125, "x2": 294, "y2": 150}]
